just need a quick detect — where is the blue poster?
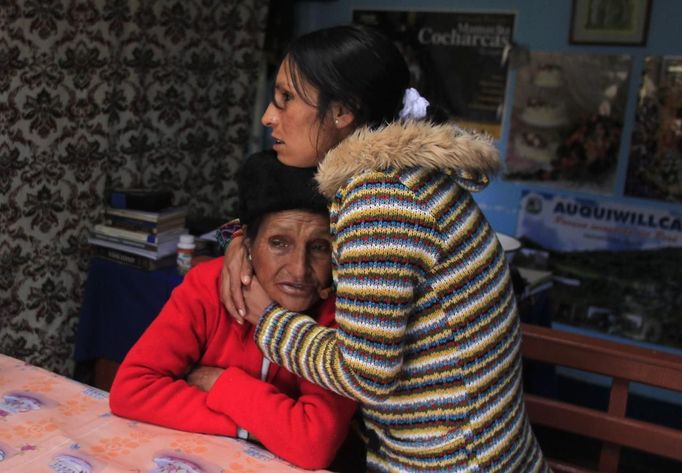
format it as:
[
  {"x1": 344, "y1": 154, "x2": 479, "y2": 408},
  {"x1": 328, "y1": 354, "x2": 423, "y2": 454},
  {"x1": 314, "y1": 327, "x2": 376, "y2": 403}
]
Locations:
[
  {"x1": 515, "y1": 190, "x2": 682, "y2": 349},
  {"x1": 517, "y1": 190, "x2": 682, "y2": 251}
]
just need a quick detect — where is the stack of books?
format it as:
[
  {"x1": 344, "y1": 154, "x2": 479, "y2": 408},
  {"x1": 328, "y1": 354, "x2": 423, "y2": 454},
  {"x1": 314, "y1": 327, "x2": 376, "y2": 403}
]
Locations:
[{"x1": 89, "y1": 191, "x2": 188, "y2": 270}]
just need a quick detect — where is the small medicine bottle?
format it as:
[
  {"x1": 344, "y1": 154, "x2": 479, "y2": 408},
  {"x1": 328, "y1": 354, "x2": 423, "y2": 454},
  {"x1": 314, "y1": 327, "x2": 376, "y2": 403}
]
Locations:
[{"x1": 176, "y1": 234, "x2": 195, "y2": 275}]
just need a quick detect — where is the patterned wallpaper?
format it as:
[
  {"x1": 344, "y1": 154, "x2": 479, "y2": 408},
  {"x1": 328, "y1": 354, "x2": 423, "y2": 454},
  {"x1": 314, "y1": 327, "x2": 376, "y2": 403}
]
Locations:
[{"x1": 0, "y1": 0, "x2": 268, "y2": 375}]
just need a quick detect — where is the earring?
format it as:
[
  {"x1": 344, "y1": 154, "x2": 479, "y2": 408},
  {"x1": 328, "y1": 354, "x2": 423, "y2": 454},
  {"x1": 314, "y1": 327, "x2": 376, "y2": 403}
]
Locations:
[
  {"x1": 247, "y1": 252, "x2": 252, "y2": 262},
  {"x1": 334, "y1": 119, "x2": 339, "y2": 125}
]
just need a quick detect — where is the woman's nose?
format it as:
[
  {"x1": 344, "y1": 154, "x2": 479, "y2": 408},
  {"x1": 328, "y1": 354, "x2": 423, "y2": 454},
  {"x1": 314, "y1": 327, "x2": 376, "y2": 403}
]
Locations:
[
  {"x1": 261, "y1": 103, "x2": 277, "y2": 127},
  {"x1": 287, "y1": 247, "x2": 310, "y2": 279}
]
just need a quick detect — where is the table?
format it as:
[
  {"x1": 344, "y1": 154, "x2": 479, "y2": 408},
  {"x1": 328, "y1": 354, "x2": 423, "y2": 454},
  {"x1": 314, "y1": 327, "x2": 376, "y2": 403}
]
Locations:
[
  {"x1": 0, "y1": 354, "x2": 327, "y2": 472},
  {"x1": 75, "y1": 258, "x2": 184, "y2": 388}
]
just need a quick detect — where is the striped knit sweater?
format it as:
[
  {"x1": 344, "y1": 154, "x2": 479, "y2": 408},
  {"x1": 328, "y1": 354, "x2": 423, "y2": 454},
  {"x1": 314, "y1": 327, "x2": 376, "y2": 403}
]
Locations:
[{"x1": 255, "y1": 121, "x2": 549, "y2": 472}]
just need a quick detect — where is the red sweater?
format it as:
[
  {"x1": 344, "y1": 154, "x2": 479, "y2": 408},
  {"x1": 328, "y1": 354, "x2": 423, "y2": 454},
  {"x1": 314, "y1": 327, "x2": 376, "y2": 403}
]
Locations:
[{"x1": 109, "y1": 258, "x2": 356, "y2": 470}]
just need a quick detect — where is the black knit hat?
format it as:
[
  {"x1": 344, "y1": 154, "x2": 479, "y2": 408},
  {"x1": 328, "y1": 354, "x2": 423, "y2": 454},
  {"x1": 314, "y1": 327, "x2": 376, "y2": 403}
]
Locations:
[{"x1": 237, "y1": 150, "x2": 328, "y2": 225}]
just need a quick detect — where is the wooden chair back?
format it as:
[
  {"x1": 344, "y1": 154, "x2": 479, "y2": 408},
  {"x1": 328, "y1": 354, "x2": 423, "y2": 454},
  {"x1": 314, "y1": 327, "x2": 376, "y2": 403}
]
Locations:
[{"x1": 520, "y1": 322, "x2": 682, "y2": 472}]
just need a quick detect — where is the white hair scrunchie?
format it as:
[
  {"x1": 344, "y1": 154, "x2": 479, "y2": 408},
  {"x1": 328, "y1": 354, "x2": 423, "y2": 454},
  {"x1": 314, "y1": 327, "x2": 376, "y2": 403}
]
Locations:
[{"x1": 399, "y1": 87, "x2": 430, "y2": 121}]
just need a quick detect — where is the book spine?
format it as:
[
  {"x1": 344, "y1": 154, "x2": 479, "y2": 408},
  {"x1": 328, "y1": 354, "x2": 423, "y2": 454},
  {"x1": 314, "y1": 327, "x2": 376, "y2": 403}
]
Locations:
[
  {"x1": 88, "y1": 236, "x2": 179, "y2": 259},
  {"x1": 91, "y1": 246, "x2": 161, "y2": 270},
  {"x1": 105, "y1": 207, "x2": 158, "y2": 222},
  {"x1": 88, "y1": 236, "x2": 159, "y2": 259},
  {"x1": 145, "y1": 227, "x2": 186, "y2": 244},
  {"x1": 94, "y1": 224, "x2": 150, "y2": 243},
  {"x1": 104, "y1": 215, "x2": 185, "y2": 234},
  {"x1": 105, "y1": 206, "x2": 188, "y2": 223},
  {"x1": 92, "y1": 232, "x2": 159, "y2": 250},
  {"x1": 104, "y1": 216, "x2": 155, "y2": 231}
]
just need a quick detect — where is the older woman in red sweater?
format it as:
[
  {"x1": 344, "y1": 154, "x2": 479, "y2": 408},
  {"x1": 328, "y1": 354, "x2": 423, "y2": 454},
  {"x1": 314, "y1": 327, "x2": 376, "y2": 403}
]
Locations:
[{"x1": 109, "y1": 152, "x2": 356, "y2": 470}]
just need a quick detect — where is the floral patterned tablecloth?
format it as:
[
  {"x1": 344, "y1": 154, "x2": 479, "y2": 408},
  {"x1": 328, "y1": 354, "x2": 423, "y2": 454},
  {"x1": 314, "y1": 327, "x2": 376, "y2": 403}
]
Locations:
[{"x1": 0, "y1": 354, "x2": 327, "y2": 472}]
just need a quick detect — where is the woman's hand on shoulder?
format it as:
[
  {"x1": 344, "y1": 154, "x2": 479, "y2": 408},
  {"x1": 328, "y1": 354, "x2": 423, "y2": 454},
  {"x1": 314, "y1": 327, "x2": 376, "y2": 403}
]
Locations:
[{"x1": 220, "y1": 235, "x2": 253, "y2": 324}]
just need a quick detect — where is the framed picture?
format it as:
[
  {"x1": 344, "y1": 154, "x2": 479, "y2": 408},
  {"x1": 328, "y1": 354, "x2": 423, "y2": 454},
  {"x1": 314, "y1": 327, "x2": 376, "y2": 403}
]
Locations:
[{"x1": 569, "y1": 0, "x2": 652, "y2": 45}]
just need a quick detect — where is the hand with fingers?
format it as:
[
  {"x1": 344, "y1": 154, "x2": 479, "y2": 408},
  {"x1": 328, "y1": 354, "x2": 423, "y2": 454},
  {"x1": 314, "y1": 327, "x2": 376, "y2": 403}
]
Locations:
[{"x1": 219, "y1": 235, "x2": 253, "y2": 325}]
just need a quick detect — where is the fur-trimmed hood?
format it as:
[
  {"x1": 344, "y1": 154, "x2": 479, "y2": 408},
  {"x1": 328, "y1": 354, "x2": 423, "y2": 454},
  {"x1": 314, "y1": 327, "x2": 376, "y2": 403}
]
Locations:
[{"x1": 316, "y1": 120, "x2": 500, "y2": 199}]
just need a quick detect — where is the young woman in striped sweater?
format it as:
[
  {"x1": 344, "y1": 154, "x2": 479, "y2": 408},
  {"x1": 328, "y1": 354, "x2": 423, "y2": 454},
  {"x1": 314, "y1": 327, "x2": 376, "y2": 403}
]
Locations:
[{"x1": 221, "y1": 25, "x2": 549, "y2": 473}]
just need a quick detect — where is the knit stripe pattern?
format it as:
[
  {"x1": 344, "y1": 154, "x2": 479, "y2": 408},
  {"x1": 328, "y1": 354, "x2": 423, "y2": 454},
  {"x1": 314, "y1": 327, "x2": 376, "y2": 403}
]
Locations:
[{"x1": 256, "y1": 165, "x2": 548, "y2": 472}]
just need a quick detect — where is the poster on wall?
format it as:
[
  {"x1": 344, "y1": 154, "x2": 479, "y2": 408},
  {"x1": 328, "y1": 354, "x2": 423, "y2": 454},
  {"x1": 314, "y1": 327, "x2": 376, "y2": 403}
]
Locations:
[
  {"x1": 353, "y1": 9, "x2": 514, "y2": 138},
  {"x1": 624, "y1": 56, "x2": 682, "y2": 203},
  {"x1": 515, "y1": 190, "x2": 682, "y2": 349},
  {"x1": 504, "y1": 52, "x2": 631, "y2": 194},
  {"x1": 516, "y1": 190, "x2": 682, "y2": 252}
]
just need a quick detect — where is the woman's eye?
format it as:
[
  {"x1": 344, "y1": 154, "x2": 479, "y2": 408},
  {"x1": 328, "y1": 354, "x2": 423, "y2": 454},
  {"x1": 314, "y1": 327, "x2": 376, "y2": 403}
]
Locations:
[
  {"x1": 269, "y1": 237, "x2": 288, "y2": 248},
  {"x1": 272, "y1": 90, "x2": 293, "y2": 109},
  {"x1": 310, "y1": 240, "x2": 331, "y2": 253}
]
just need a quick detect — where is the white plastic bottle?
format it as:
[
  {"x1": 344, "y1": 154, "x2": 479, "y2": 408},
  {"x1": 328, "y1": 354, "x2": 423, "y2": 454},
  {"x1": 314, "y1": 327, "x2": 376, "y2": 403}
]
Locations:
[{"x1": 176, "y1": 234, "x2": 195, "y2": 275}]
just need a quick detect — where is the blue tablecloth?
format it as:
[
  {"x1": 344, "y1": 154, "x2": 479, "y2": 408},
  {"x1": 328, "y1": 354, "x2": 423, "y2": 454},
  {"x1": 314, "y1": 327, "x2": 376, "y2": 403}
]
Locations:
[{"x1": 75, "y1": 257, "x2": 183, "y2": 363}]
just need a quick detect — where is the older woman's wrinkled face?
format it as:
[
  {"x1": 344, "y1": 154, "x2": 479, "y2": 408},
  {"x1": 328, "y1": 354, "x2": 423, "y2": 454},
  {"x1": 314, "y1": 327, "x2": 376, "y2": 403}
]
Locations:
[
  {"x1": 260, "y1": 59, "x2": 341, "y2": 168},
  {"x1": 246, "y1": 210, "x2": 332, "y2": 312}
]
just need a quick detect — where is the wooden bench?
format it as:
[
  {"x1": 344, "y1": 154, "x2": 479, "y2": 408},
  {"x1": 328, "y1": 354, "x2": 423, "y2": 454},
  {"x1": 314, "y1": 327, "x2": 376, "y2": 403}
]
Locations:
[{"x1": 520, "y1": 322, "x2": 682, "y2": 472}]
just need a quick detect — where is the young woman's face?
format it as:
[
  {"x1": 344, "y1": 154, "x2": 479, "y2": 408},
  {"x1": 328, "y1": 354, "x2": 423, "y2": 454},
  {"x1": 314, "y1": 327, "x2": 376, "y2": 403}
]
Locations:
[
  {"x1": 247, "y1": 210, "x2": 332, "y2": 312},
  {"x1": 261, "y1": 60, "x2": 340, "y2": 168}
]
